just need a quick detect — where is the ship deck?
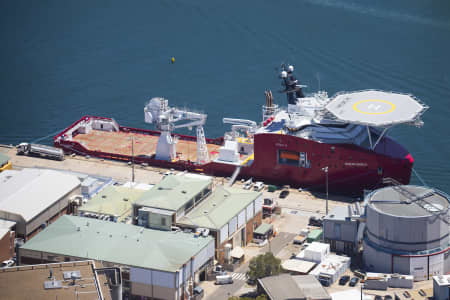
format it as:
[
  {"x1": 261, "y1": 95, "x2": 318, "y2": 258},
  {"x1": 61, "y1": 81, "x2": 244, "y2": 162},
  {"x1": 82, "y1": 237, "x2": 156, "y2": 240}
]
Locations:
[{"x1": 73, "y1": 129, "x2": 223, "y2": 162}]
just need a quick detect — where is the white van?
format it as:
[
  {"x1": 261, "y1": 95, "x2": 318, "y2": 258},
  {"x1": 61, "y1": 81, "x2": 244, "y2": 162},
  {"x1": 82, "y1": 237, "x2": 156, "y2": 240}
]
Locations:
[
  {"x1": 215, "y1": 274, "x2": 233, "y2": 285},
  {"x1": 253, "y1": 181, "x2": 264, "y2": 191}
]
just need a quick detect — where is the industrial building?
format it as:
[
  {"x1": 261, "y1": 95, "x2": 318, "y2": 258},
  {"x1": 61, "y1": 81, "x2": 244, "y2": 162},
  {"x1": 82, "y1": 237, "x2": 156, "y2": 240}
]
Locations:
[
  {"x1": 19, "y1": 215, "x2": 215, "y2": 300},
  {"x1": 363, "y1": 185, "x2": 450, "y2": 281},
  {"x1": 79, "y1": 183, "x2": 151, "y2": 223},
  {"x1": 364, "y1": 272, "x2": 414, "y2": 290},
  {"x1": 0, "y1": 152, "x2": 12, "y2": 172},
  {"x1": 323, "y1": 204, "x2": 360, "y2": 255},
  {"x1": 133, "y1": 173, "x2": 213, "y2": 230},
  {"x1": 0, "y1": 168, "x2": 81, "y2": 240},
  {"x1": 309, "y1": 254, "x2": 351, "y2": 286},
  {"x1": 176, "y1": 185, "x2": 263, "y2": 264},
  {"x1": 0, "y1": 260, "x2": 117, "y2": 300},
  {"x1": 433, "y1": 274, "x2": 450, "y2": 300}
]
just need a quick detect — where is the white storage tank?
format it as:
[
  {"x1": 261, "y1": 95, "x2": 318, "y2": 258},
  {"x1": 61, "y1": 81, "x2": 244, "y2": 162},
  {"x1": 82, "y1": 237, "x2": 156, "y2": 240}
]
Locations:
[{"x1": 363, "y1": 185, "x2": 449, "y2": 281}]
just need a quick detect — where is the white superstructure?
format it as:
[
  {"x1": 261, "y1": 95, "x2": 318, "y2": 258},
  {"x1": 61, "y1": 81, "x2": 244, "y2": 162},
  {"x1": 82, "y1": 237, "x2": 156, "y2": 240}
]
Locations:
[{"x1": 144, "y1": 97, "x2": 209, "y2": 163}]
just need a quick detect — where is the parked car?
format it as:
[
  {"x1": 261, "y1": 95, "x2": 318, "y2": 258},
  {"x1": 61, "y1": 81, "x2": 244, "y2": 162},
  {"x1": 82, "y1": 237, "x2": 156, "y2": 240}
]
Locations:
[
  {"x1": 374, "y1": 296, "x2": 382, "y2": 300},
  {"x1": 308, "y1": 216, "x2": 323, "y2": 227},
  {"x1": 243, "y1": 178, "x2": 253, "y2": 190},
  {"x1": 403, "y1": 291, "x2": 411, "y2": 298},
  {"x1": 279, "y1": 190, "x2": 289, "y2": 198},
  {"x1": 253, "y1": 181, "x2": 264, "y2": 191},
  {"x1": 246, "y1": 277, "x2": 257, "y2": 286},
  {"x1": 215, "y1": 274, "x2": 233, "y2": 285},
  {"x1": 384, "y1": 295, "x2": 392, "y2": 300},
  {"x1": 193, "y1": 286, "x2": 204, "y2": 299},
  {"x1": 1, "y1": 259, "x2": 14, "y2": 268},
  {"x1": 349, "y1": 277, "x2": 359, "y2": 287},
  {"x1": 338, "y1": 275, "x2": 350, "y2": 286}
]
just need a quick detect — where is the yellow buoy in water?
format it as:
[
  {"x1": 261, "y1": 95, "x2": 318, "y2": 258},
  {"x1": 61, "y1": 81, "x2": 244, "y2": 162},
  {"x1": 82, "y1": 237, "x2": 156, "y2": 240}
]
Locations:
[{"x1": 171, "y1": 57, "x2": 175, "y2": 64}]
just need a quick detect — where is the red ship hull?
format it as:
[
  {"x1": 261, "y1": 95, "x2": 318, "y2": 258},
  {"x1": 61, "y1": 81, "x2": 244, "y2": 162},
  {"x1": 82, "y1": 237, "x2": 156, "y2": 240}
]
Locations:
[{"x1": 54, "y1": 116, "x2": 413, "y2": 196}]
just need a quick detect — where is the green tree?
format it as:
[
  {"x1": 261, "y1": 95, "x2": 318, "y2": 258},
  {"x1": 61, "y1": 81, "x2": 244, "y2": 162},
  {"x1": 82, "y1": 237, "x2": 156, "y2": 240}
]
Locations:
[{"x1": 246, "y1": 252, "x2": 282, "y2": 281}]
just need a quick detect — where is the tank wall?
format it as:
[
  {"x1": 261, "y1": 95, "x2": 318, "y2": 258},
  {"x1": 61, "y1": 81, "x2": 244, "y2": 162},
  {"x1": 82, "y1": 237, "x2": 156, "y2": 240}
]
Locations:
[
  {"x1": 366, "y1": 205, "x2": 447, "y2": 251},
  {"x1": 363, "y1": 240, "x2": 392, "y2": 273}
]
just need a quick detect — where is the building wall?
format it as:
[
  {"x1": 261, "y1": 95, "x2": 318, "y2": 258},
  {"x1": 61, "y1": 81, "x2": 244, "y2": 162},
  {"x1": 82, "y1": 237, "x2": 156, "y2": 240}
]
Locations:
[
  {"x1": 0, "y1": 230, "x2": 15, "y2": 261},
  {"x1": 323, "y1": 219, "x2": 358, "y2": 243},
  {"x1": 323, "y1": 218, "x2": 358, "y2": 255},
  {"x1": 24, "y1": 185, "x2": 81, "y2": 239},
  {"x1": 364, "y1": 239, "x2": 450, "y2": 281},
  {"x1": 216, "y1": 211, "x2": 262, "y2": 265}
]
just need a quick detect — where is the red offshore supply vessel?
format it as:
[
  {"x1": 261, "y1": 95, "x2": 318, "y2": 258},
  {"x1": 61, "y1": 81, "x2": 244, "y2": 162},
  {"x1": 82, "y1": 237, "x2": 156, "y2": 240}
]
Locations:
[{"x1": 54, "y1": 65, "x2": 428, "y2": 195}]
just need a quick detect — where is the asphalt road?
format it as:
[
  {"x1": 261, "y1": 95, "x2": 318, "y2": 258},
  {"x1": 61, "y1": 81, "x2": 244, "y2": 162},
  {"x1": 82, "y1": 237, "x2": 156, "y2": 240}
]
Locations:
[{"x1": 207, "y1": 232, "x2": 296, "y2": 299}]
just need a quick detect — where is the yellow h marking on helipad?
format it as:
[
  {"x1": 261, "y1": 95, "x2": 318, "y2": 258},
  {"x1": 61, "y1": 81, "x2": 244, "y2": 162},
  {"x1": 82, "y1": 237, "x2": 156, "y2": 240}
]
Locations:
[{"x1": 353, "y1": 99, "x2": 396, "y2": 115}]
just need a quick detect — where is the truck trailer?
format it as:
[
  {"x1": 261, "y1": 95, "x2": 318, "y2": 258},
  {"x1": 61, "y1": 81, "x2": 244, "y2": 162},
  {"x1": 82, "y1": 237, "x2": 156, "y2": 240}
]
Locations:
[{"x1": 17, "y1": 143, "x2": 64, "y2": 161}]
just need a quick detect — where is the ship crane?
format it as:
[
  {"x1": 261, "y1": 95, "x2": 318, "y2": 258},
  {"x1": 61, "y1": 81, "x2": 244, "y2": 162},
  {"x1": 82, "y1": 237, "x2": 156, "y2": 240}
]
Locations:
[
  {"x1": 222, "y1": 118, "x2": 257, "y2": 140},
  {"x1": 144, "y1": 97, "x2": 209, "y2": 163}
]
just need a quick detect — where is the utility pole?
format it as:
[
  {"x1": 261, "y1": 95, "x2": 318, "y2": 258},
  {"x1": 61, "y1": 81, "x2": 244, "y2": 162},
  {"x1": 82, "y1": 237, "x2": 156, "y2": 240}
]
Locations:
[{"x1": 322, "y1": 166, "x2": 329, "y2": 215}]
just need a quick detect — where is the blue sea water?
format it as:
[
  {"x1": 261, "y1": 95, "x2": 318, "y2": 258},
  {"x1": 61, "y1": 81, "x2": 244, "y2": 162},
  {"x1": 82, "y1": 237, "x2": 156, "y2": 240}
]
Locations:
[{"x1": 0, "y1": 0, "x2": 449, "y2": 193}]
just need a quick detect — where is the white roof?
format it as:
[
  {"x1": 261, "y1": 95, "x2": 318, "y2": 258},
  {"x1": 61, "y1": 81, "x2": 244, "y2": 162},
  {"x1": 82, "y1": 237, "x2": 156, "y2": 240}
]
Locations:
[
  {"x1": 230, "y1": 246, "x2": 245, "y2": 259},
  {"x1": 433, "y1": 274, "x2": 450, "y2": 286},
  {"x1": 281, "y1": 259, "x2": 316, "y2": 273},
  {"x1": 306, "y1": 242, "x2": 330, "y2": 252},
  {"x1": 331, "y1": 289, "x2": 372, "y2": 300},
  {"x1": 0, "y1": 219, "x2": 16, "y2": 239},
  {"x1": 0, "y1": 169, "x2": 80, "y2": 222},
  {"x1": 326, "y1": 90, "x2": 427, "y2": 127},
  {"x1": 122, "y1": 181, "x2": 154, "y2": 191}
]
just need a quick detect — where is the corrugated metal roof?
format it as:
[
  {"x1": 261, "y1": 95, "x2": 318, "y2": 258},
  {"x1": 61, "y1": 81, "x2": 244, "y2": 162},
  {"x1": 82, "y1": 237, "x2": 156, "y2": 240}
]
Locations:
[
  {"x1": 135, "y1": 174, "x2": 212, "y2": 211},
  {"x1": 0, "y1": 168, "x2": 80, "y2": 222},
  {"x1": 292, "y1": 275, "x2": 331, "y2": 300},
  {"x1": 0, "y1": 152, "x2": 10, "y2": 167},
  {"x1": 79, "y1": 185, "x2": 146, "y2": 221},
  {"x1": 254, "y1": 223, "x2": 273, "y2": 235},
  {"x1": 176, "y1": 186, "x2": 261, "y2": 229},
  {"x1": 258, "y1": 274, "x2": 305, "y2": 300},
  {"x1": 307, "y1": 229, "x2": 323, "y2": 239},
  {"x1": 21, "y1": 215, "x2": 213, "y2": 273}
]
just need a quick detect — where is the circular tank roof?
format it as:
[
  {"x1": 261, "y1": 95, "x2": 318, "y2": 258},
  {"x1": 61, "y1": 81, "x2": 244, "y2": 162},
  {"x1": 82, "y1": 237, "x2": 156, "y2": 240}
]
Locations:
[
  {"x1": 368, "y1": 185, "x2": 450, "y2": 218},
  {"x1": 326, "y1": 90, "x2": 427, "y2": 127}
]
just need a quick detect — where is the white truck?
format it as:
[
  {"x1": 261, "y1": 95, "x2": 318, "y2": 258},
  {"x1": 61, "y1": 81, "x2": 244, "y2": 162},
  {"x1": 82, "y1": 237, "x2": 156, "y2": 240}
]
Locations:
[{"x1": 17, "y1": 143, "x2": 64, "y2": 161}]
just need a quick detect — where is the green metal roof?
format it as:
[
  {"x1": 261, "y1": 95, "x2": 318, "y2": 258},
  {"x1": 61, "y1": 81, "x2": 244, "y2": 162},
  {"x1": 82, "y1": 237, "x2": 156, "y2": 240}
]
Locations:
[
  {"x1": 20, "y1": 215, "x2": 213, "y2": 273},
  {"x1": 307, "y1": 229, "x2": 323, "y2": 239},
  {"x1": 0, "y1": 152, "x2": 10, "y2": 167},
  {"x1": 254, "y1": 223, "x2": 273, "y2": 235},
  {"x1": 79, "y1": 185, "x2": 146, "y2": 222},
  {"x1": 134, "y1": 174, "x2": 212, "y2": 211},
  {"x1": 177, "y1": 186, "x2": 261, "y2": 230}
]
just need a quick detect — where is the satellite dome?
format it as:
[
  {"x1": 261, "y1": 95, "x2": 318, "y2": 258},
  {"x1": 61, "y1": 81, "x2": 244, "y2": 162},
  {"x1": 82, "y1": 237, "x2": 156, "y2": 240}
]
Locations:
[
  {"x1": 288, "y1": 65, "x2": 294, "y2": 72},
  {"x1": 280, "y1": 71, "x2": 287, "y2": 78}
]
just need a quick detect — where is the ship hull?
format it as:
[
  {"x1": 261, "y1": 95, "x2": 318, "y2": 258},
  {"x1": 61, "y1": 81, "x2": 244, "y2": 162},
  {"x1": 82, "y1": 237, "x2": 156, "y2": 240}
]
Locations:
[{"x1": 54, "y1": 116, "x2": 413, "y2": 196}]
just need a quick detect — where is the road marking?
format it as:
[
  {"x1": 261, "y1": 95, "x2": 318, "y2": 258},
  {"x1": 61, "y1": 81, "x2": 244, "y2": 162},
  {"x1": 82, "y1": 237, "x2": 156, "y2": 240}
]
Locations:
[
  {"x1": 353, "y1": 99, "x2": 396, "y2": 115},
  {"x1": 230, "y1": 272, "x2": 247, "y2": 281}
]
